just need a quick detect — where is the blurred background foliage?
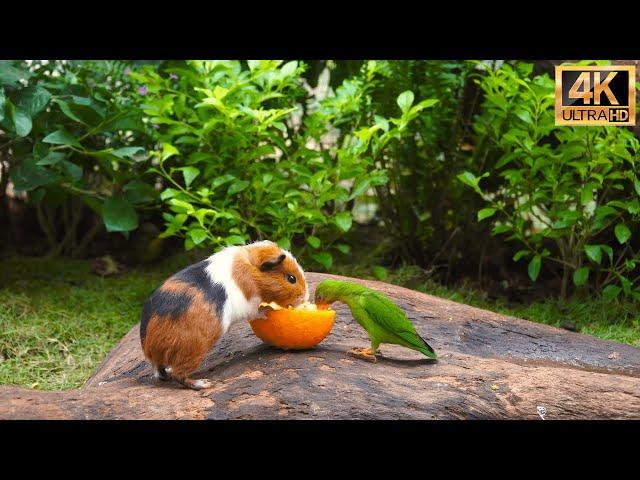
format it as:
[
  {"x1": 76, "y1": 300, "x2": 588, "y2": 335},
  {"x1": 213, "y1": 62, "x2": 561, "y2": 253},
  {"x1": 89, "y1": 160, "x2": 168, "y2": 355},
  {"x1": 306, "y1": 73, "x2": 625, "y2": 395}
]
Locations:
[{"x1": 2, "y1": 59, "x2": 640, "y2": 303}]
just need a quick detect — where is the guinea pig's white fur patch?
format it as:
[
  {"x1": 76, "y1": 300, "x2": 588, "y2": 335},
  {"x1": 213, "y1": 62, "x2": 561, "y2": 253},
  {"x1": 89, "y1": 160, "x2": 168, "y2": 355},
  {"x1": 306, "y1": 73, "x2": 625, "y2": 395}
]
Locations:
[
  {"x1": 204, "y1": 242, "x2": 308, "y2": 333},
  {"x1": 204, "y1": 246, "x2": 261, "y2": 334}
]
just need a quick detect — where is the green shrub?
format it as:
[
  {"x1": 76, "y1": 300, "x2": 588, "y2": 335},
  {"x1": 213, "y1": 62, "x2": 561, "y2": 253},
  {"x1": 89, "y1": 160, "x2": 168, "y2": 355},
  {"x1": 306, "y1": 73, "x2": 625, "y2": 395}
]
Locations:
[
  {"x1": 129, "y1": 60, "x2": 421, "y2": 269},
  {"x1": 459, "y1": 61, "x2": 640, "y2": 299},
  {"x1": 1, "y1": 60, "x2": 154, "y2": 256},
  {"x1": 309, "y1": 60, "x2": 479, "y2": 267}
]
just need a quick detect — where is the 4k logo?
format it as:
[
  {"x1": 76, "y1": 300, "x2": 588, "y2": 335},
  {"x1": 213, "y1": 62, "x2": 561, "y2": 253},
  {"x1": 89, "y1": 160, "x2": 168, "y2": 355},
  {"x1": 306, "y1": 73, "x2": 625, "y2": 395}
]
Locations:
[{"x1": 555, "y1": 65, "x2": 636, "y2": 126}]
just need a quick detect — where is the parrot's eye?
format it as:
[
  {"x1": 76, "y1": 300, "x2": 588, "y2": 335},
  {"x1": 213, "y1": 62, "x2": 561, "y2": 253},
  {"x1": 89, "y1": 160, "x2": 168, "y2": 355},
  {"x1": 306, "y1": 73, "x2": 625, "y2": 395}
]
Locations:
[{"x1": 286, "y1": 274, "x2": 296, "y2": 284}]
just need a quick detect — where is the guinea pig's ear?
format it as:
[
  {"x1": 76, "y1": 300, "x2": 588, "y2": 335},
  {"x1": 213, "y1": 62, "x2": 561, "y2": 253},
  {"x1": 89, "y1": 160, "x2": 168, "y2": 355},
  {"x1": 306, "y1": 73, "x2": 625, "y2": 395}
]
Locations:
[{"x1": 259, "y1": 253, "x2": 286, "y2": 272}]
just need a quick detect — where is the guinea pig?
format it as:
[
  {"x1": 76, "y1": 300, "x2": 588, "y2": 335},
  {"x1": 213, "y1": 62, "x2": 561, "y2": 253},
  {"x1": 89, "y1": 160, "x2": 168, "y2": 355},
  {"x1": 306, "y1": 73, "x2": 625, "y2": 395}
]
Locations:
[{"x1": 140, "y1": 240, "x2": 308, "y2": 390}]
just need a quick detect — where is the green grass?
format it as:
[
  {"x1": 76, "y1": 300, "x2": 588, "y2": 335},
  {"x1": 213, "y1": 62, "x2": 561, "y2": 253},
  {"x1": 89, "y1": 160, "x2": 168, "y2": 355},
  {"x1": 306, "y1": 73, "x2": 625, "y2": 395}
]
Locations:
[
  {"x1": 1, "y1": 254, "x2": 638, "y2": 391},
  {"x1": 0, "y1": 252, "x2": 201, "y2": 391}
]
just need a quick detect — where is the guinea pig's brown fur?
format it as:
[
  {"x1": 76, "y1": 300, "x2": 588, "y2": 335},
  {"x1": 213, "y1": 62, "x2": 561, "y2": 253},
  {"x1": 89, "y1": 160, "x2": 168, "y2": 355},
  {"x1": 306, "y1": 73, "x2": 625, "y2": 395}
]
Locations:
[
  {"x1": 140, "y1": 240, "x2": 307, "y2": 390},
  {"x1": 233, "y1": 241, "x2": 308, "y2": 307},
  {"x1": 142, "y1": 280, "x2": 222, "y2": 383}
]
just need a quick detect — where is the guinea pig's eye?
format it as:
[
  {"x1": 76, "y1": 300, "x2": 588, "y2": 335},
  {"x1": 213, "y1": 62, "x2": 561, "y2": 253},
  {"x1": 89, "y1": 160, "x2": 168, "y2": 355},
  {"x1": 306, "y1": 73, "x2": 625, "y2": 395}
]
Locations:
[{"x1": 286, "y1": 274, "x2": 296, "y2": 284}]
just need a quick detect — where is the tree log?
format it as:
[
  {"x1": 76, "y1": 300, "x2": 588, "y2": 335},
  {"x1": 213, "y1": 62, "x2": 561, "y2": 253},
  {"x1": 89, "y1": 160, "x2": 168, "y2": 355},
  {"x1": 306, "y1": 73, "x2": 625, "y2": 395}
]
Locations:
[{"x1": 1, "y1": 273, "x2": 639, "y2": 419}]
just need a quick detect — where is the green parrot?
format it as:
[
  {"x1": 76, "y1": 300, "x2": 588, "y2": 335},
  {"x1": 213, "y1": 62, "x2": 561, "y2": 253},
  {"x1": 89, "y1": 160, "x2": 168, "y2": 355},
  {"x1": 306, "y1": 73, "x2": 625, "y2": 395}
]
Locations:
[{"x1": 315, "y1": 279, "x2": 437, "y2": 362}]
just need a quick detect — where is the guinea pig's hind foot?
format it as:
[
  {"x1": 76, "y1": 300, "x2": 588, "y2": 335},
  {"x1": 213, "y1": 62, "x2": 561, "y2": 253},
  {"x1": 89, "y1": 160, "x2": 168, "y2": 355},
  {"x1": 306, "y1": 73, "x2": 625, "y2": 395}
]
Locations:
[
  {"x1": 178, "y1": 377, "x2": 214, "y2": 390},
  {"x1": 153, "y1": 365, "x2": 172, "y2": 381}
]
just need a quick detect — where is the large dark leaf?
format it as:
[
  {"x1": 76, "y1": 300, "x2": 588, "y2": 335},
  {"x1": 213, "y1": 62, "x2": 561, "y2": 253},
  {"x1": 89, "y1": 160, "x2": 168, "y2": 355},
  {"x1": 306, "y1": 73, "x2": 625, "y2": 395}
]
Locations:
[
  {"x1": 43, "y1": 129, "x2": 81, "y2": 147},
  {"x1": 17, "y1": 86, "x2": 51, "y2": 116},
  {"x1": 59, "y1": 160, "x2": 83, "y2": 183},
  {"x1": 103, "y1": 196, "x2": 139, "y2": 232},
  {"x1": 101, "y1": 110, "x2": 145, "y2": 132},
  {"x1": 123, "y1": 179, "x2": 157, "y2": 204},
  {"x1": 9, "y1": 157, "x2": 61, "y2": 192},
  {"x1": 9, "y1": 103, "x2": 32, "y2": 137},
  {"x1": 0, "y1": 61, "x2": 32, "y2": 87}
]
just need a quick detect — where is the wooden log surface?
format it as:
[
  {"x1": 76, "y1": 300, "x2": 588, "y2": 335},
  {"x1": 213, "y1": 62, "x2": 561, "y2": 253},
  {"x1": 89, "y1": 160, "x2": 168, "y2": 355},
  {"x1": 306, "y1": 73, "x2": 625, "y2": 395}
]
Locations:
[{"x1": 1, "y1": 273, "x2": 639, "y2": 419}]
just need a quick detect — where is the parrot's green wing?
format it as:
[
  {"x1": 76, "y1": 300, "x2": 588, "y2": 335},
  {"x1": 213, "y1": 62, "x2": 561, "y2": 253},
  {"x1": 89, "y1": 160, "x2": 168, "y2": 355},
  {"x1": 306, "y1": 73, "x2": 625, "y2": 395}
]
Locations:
[{"x1": 358, "y1": 291, "x2": 436, "y2": 357}]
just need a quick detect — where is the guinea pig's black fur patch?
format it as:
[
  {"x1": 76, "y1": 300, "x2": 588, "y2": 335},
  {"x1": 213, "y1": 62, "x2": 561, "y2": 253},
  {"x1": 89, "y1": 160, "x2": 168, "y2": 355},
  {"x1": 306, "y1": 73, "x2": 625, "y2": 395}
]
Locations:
[
  {"x1": 172, "y1": 260, "x2": 227, "y2": 317},
  {"x1": 140, "y1": 259, "x2": 227, "y2": 342},
  {"x1": 140, "y1": 289, "x2": 193, "y2": 341}
]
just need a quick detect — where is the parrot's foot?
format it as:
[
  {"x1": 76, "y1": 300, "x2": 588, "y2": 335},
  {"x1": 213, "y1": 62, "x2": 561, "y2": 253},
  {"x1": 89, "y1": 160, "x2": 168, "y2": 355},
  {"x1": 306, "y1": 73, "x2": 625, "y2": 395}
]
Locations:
[{"x1": 348, "y1": 347, "x2": 377, "y2": 363}]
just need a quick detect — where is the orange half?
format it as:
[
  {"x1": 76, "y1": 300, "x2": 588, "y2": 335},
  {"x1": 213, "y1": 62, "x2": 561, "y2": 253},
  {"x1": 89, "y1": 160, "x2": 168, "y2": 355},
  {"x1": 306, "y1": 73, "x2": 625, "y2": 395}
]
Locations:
[{"x1": 250, "y1": 302, "x2": 336, "y2": 350}]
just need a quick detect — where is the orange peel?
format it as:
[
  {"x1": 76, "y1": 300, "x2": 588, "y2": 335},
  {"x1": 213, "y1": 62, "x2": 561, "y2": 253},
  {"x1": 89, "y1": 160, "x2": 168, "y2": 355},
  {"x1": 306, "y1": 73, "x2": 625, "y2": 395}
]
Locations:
[{"x1": 250, "y1": 302, "x2": 336, "y2": 350}]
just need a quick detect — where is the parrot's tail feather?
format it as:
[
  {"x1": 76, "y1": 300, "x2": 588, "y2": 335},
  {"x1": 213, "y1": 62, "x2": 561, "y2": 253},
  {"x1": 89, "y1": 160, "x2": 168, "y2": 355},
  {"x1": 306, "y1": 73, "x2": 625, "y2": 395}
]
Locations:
[{"x1": 417, "y1": 334, "x2": 437, "y2": 359}]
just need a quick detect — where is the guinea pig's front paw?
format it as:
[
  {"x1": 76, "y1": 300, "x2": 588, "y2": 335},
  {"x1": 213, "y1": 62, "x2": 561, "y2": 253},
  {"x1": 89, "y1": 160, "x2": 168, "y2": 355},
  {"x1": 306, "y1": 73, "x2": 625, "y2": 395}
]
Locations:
[{"x1": 255, "y1": 307, "x2": 270, "y2": 321}]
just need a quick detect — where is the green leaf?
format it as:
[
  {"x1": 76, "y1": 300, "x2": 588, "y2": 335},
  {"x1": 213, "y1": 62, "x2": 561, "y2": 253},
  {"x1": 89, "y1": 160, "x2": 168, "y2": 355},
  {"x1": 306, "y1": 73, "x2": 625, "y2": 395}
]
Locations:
[
  {"x1": 334, "y1": 212, "x2": 353, "y2": 232},
  {"x1": 182, "y1": 166, "x2": 200, "y2": 187},
  {"x1": 103, "y1": 197, "x2": 138, "y2": 233},
  {"x1": 515, "y1": 110, "x2": 532, "y2": 124},
  {"x1": 513, "y1": 249, "x2": 530, "y2": 262},
  {"x1": 168, "y1": 198, "x2": 194, "y2": 214},
  {"x1": 9, "y1": 157, "x2": 60, "y2": 192},
  {"x1": 280, "y1": 61, "x2": 298, "y2": 77},
  {"x1": 111, "y1": 147, "x2": 145, "y2": 159},
  {"x1": 276, "y1": 237, "x2": 291, "y2": 250},
  {"x1": 552, "y1": 214, "x2": 578, "y2": 229},
  {"x1": 17, "y1": 86, "x2": 51, "y2": 116},
  {"x1": 184, "y1": 237, "x2": 196, "y2": 251},
  {"x1": 0, "y1": 62, "x2": 32, "y2": 86},
  {"x1": 572, "y1": 267, "x2": 589, "y2": 286},
  {"x1": 412, "y1": 98, "x2": 439, "y2": 112},
  {"x1": 581, "y1": 187, "x2": 593, "y2": 205},
  {"x1": 335, "y1": 243, "x2": 351, "y2": 255},
  {"x1": 213, "y1": 85, "x2": 229, "y2": 100},
  {"x1": 396, "y1": 90, "x2": 415, "y2": 112},
  {"x1": 70, "y1": 95, "x2": 92, "y2": 106},
  {"x1": 211, "y1": 174, "x2": 236, "y2": 190},
  {"x1": 602, "y1": 285, "x2": 621, "y2": 301},
  {"x1": 36, "y1": 151, "x2": 65, "y2": 166},
  {"x1": 619, "y1": 275, "x2": 632, "y2": 295},
  {"x1": 373, "y1": 265, "x2": 389, "y2": 281},
  {"x1": 60, "y1": 160, "x2": 82, "y2": 182},
  {"x1": 457, "y1": 171, "x2": 482, "y2": 194},
  {"x1": 528, "y1": 255, "x2": 541, "y2": 282},
  {"x1": 307, "y1": 236, "x2": 321, "y2": 249},
  {"x1": 228, "y1": 180, "x2": 250, "y2": 196},
  {"x1": 614, "y1": 223, "x2": 631, "y2": 244},
  {"x1": 160, "y1": 188, "x2": 181, "y2": 201},
  {"x1": 224, "y1": 235, "x2": 246, "y2": 246},
  {"x1": 123, "y1": 180, "x2": 156, "y2": 204},
  {"x1": 10, "y1": 103, "x2": 32, "y2": 137},
  {"x1": 349, "y1": 178, "x2": 371, "y2": 200},
  {"x1": 627, "y1": 200, "x2": 640, "y2": 215},
  {"x1": 161, "y1": 143, "x2": 179, "y2": 161},
  {"x1": 492, "y1": 224, "x2": 511, "y2": 235},
  {"x1": 477, "y1": 208, "x2": 497, "y2": 221},
  {"x1": 188, "y1": 228, "x2": 209, "y2": 245},
  {"x1": 54, "y1": 99, "x2": 85, "y2": 124},
  {"x1": 600, "y1": 244, "x2": 613, "y2": 264},
  {"x1": 43, "y1": 129, "x2": 80, "y2": 147},
  {"x1": 311, "y1": 252, "x2": 333, "y2": 270},
  {"x1": 247, "y1": 60, "x2": 261, "y2": 71},
  {"x1": 585, "y1": 244, "x2": 602, "y2": 264}
]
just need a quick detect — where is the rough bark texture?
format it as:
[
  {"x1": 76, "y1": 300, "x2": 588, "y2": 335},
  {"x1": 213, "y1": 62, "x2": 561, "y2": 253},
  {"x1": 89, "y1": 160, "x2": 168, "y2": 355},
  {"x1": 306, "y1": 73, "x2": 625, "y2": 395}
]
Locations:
[{"x1": 1, "y1": 273, "x2": 639, "y2": 419}]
